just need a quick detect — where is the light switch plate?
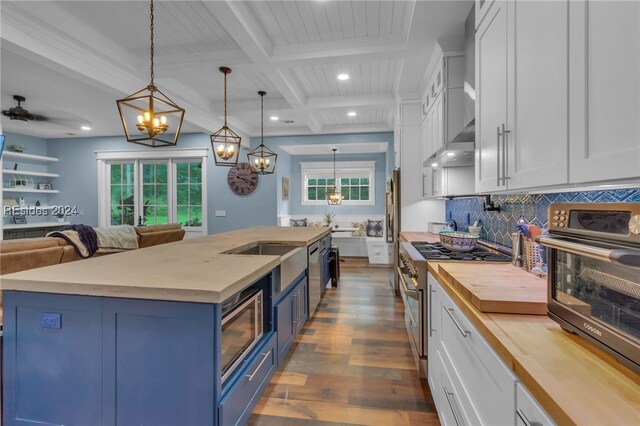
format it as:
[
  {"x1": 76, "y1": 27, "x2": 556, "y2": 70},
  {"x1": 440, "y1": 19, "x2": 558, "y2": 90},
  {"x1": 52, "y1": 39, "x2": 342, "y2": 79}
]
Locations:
[
  {"x1": 215, "y1": 210, "x2": 226, "y2": 217},
  {"x1": 41, "y1": 312, "x2": 61, "y2": 329}
]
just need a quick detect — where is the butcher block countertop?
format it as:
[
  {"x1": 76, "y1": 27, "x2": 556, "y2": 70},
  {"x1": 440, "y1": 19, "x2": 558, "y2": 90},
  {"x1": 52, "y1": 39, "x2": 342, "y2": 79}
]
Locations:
[
  {"x1": 0, "y1": 226, "x2": 331, "y2": 304},
  {"x1": 429, "y1": 262, "x2": 640, "y2": 426},
  {"x1": 399, "y1": 231, "x2": 440, "y2": 243}
]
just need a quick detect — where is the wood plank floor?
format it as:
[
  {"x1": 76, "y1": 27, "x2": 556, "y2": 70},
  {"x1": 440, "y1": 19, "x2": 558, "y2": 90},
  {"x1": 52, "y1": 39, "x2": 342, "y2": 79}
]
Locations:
[{"x1": 248, "y1": 258, "x2": 440, "y2": 426}]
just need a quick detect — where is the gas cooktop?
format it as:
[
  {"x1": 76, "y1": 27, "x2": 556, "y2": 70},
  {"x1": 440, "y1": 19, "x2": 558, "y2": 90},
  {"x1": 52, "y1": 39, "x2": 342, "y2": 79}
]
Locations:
[{"x1": 411, "y1": 241, "x2": 511, "y2": 262}]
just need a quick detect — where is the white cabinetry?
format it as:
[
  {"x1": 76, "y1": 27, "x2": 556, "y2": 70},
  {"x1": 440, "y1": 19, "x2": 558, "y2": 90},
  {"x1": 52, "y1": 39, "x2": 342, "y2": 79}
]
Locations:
[
  {"x1": 476, "y1": 0, "x2": 569, "y2": 193},
  {"x1": 516, "y1": 383, "x2": 555, "y2": 426},
  {"x1": 476, "y1": 0, "x2": 639, "y2": 192},
  {"x1": 424, "y1": 166, "x2": 475, "y2": 199},
  {"x1": 428, "y1": 272, "x2": 556, "y2": 426},
  {"x1": 569, "y1": 1, "x2": 640, "y2": 183}
]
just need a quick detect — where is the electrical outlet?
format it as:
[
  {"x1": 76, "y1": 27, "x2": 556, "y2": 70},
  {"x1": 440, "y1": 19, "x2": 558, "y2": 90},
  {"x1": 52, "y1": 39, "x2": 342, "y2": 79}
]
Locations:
[
  {"x1": 40, "y1": 312, "x2": 61, "y2": 329},
  {"x1": 215, "y1": 210, "x2": 226, "y2": 217}
]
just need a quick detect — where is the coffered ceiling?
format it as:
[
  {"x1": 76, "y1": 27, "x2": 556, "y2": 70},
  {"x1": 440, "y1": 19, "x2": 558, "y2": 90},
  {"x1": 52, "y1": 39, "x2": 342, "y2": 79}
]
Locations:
[{"x1": 0, "y1": 0, "x2": 471, "y2": 139}]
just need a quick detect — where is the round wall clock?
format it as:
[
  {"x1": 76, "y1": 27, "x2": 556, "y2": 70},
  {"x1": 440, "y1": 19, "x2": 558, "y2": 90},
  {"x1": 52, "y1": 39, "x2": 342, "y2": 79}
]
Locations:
[{"x1": 227, "y1": 162, "x2": 259, "y2": 195}]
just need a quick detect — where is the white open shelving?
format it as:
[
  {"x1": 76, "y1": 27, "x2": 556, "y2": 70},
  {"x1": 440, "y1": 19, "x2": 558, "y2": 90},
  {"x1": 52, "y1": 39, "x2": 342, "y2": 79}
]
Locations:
[
  {"x1": 2, "y1": 150, "x2": 62, "y2": 238},
  {"x1": 3, "y1": 188, "x2": 59, "y2": 194},
  {"x1": 2, "y1": 169, "x2": 59, "y2": 178},
  {"x1": 2, "y1": 151, "x2": 59, "y2": 163},
  {"x1": 3, "y1": 221, "x2": 70, "y2": 230}
]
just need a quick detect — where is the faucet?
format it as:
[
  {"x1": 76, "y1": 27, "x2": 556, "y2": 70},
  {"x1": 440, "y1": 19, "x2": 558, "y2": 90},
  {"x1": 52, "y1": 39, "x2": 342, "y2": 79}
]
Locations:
[{"x1": 446, "y1": 220, "x2": 458, "y2": 232}]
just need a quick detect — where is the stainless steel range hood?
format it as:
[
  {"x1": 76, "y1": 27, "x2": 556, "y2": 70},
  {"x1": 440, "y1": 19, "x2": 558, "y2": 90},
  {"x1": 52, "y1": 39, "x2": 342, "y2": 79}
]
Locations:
[
  {"x1": 424, "y1": 6, "x2": 476, "y2": 169},
  {"x1": 423, "y1": 119, "x2": 475, "y2": 167}
]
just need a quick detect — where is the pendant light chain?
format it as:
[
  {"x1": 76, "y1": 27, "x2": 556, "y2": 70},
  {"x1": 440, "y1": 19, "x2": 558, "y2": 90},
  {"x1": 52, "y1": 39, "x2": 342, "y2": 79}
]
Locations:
[
  {"x1": 149, "y1": 0, "x2": 155, "y2": 85},
  {"x1": 223, "y1": 71, "x2": 228, "y2": 126},
  {"x1": 261, "y1": 91, "x2": 264, "y2": 145}
]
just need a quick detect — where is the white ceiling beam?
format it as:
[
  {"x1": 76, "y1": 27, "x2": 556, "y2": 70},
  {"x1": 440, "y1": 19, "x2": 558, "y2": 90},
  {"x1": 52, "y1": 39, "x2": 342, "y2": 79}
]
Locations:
[{"x1": 306, "y1": 94, "x2": 395, "y2": 110}]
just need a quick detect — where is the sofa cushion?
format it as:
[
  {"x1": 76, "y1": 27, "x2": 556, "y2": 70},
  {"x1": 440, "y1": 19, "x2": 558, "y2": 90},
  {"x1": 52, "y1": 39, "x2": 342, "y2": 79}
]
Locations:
[
  {"x1": 138, "y1": 229, "x2": 186, "y2": 248},
  {"x1": 290, "y1": 218, "x2": 308, "y2": 227},
  {"x1": 0, "y1": 238, "x2": 59, "y2": 253},
  {"x1": 366, "y1": 219, "x2": 384, "y2": 238}
]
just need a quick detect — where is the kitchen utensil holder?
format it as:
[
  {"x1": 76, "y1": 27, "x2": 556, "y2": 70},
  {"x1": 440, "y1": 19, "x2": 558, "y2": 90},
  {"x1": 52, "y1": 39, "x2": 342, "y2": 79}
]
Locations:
[{"x1": 523, "y1": 239, "x2": 542, "y2": 272}]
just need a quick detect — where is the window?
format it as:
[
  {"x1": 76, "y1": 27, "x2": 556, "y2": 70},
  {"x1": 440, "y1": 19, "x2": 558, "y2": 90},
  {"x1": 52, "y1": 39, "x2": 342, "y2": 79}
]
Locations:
[
  {"x1": 97, "y1": 149, "x2": 207, "y2": 235},
  {"x1": 301, "y1": 161, "x2": 375, "y2": 206}
]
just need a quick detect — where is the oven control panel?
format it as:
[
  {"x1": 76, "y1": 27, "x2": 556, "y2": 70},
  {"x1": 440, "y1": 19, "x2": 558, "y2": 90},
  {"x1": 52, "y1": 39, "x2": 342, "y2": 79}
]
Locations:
[
  {"x1": 548, "y1": 202, "x2": 640, "y2": 244},
  {"x1": 399, "y1": 251, "x2": 418, "y2": 279}
]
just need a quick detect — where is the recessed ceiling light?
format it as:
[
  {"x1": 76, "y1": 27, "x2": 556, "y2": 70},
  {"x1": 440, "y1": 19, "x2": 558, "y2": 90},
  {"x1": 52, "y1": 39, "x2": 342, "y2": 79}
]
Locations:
[
  {"x1": 270, "y1": 116, "x2": 279, "y2": 121},
  {"x1": 431, "y1": 163, "x2": 438, "y2": 167},
  {"x1": 447, "y1": 152, "x2": 455, "y2": 157},
  {"x1": 347, "y1": 111, "x2": 357, "y2": 117},
  {"x1": 337, "y1": 73, "x2": 350, "y2": 81},
  {"x1": 81, "y1": 126, "x2": 92, "y2": 131}
]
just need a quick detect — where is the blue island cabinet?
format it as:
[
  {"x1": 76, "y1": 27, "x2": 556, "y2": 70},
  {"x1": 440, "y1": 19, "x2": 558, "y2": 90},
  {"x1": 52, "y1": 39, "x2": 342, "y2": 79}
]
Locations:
[
  {"x1": 2, "y1": 273, "x2": 277, "y2": 426},
  {"x1": 274, "y1": 274, "x2": 308, "y2": 365}
]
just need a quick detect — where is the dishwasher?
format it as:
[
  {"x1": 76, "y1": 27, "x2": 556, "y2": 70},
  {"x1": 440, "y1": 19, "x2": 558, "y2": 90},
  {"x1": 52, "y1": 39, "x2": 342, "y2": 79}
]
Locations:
[{"x1": 307, "y1": 241, "x2": 321, "y2": 314}]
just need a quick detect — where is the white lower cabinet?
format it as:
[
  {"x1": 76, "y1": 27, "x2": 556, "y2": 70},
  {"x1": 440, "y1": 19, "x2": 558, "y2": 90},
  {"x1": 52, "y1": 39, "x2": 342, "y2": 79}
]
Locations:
[
  {"x1": 428, "y1": 273, "x2": 556, "y2": 426},
  {"x1": 516, "y1": 383, "x2": 555, "y2": 426}
]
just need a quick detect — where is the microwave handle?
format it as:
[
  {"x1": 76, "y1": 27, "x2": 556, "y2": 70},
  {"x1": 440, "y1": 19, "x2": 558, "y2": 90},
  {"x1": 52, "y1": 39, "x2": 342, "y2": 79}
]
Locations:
[{"x1": 538, "y1": 236, "x2": 640, "y2": 268}]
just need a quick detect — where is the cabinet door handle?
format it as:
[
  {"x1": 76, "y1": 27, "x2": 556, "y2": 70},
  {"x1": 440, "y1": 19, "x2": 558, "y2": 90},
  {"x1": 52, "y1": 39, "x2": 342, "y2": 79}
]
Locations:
[
  {"x1": 246, "y1": 351, "x2": 270, "y2": 382},
  {"x1": 445, "y1": 308, "x2": 470, "y2": 337},
  {"x1": 516, "y1": 408, "x2": 543, "y2": 426},
  {"x1": 443, "y1": 386, "x2": 462, "y2": 426},
  {"x1": 502, "y1": 123, "x2": 510, "y2": 185},
  {"x1": 496, "y1": 125, "x2": 503, "y2": 186},
  {"x1": 429, "y1": 287, "x2": 436, "y2": 337},
  {"x1": 292, "y1": 293, "x2": 298, "y2": 324}
]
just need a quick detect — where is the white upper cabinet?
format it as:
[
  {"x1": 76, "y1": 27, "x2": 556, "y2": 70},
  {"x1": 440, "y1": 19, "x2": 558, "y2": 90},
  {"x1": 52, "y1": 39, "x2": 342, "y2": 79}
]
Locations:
[
  {"x1": 507, "y1": 0, "x2": 569, "y2": 189},
  {"x1": 475, "y1": 1, "x2": 508, "y2": 193},
  {"x1": 476, "y1": 0, "x2": 497, "y2": 29},
  {"x1": 569, "y1": 1, "x2": 640, "y2": 183},
  {"x1": 476, "y1": 0, "x2": 639, "y2": 193}
]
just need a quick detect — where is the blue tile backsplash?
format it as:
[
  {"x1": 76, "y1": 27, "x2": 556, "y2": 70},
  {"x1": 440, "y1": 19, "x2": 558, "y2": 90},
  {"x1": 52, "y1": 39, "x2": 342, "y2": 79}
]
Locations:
[{"x1": 445, "y1": 188, "x2": 640, "y2": 248}]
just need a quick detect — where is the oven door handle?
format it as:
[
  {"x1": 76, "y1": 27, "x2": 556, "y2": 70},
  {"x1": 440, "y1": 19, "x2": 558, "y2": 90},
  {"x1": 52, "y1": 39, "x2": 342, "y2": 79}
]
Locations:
[
  {"x1": 396, "y1": 267, "x2": 420, "y2": 300},
  {"x1": 537, "y1": 236, "x2": 640, "y2": 268}
]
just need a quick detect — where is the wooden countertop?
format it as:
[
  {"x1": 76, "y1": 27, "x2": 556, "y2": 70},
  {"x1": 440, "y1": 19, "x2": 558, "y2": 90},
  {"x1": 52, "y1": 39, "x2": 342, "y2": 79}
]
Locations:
[
  {"x1": 399, "y1": 231, "x2": 440, "y2": 243},
  {"x1": 0, "y1": 226, "x2": 331, "y2": 304},
  {"x1": 429, "y1": 262, "x2": 640, "y2": 426}
]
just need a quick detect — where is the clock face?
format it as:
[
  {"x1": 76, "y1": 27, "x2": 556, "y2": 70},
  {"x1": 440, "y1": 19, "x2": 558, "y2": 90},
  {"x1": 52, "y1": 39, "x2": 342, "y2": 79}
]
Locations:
[{"x1": 227, "y1": 162, "x2": 259, "y2": 195}]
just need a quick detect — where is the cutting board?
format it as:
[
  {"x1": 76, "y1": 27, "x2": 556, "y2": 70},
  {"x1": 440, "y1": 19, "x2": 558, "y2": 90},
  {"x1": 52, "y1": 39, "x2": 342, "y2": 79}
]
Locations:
[{"x1": 438, "y1": 263, "x2": 548, "y2": 315}]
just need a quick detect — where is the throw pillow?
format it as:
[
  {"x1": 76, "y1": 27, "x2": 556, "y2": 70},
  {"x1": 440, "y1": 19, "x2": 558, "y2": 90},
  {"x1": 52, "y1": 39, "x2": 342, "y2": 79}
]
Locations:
[
  {"x1": 351, "y1": 221, "x2": 366, "y2": 237},
  {"x1": 290, "y1": 218, "x2": 308, "y2": 227},
  {"x1": 366, "y1": 219, "x2": 384, "y2": 238}
]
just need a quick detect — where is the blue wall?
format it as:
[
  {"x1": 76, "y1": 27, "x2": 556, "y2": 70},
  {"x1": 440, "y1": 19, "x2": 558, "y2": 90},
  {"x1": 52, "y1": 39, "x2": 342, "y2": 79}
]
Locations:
[
  {"x1": 35, "y1": 131, "x2": 392, "y2": 234},
  {"x1": 46, "y1": 133, "x2": 276, "y2": 234},
  {"x1": 288, "y1": 152, "x2": 386, "y2": 216},
  {"x1": 260, "y1": 132, "x2": 394, "y2": 219}
]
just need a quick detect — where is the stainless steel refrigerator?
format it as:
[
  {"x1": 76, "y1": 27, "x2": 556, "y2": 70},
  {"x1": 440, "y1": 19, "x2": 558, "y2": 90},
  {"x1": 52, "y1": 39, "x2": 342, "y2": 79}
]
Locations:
[{"x1": 386, "y1": 168, "x2": 401, "y2": 295}]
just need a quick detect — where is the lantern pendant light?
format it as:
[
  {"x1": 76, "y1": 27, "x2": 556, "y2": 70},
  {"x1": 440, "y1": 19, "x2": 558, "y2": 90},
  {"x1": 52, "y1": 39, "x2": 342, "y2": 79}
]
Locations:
[
  {"x1": 327, "y1": 148, "x2": 343, "y2": 205},
  {"x1": 247, "y1": 91, "x2": 277, "y2": 174},
  {"x1": 211, "y1": 67, "x2": 242, "y2": 166},
  {"x1": 116, "y1": 0, "x2": 185, "y2": 147}
]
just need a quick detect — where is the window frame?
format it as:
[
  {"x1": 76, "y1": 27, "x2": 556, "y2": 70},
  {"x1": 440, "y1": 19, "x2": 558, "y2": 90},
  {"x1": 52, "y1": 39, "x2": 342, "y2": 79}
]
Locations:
[
  {"x1": 97, "y1": 149, "x2": 208, "y2": 233},
  {"x1": 300, "y1": 161, "x2": 376, "y2": 206}
]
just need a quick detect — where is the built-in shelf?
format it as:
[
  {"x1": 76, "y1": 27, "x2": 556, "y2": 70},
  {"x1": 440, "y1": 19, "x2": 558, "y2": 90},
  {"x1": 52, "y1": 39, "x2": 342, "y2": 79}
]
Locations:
[
  {"x1": 3, "y1": 221, "x2": 69, "y2": 230},
  {"x1": 2, "y1": 188, "x2": 59, "y2": 194},
  {"x1": 1, "y1": 169, "x2": 59, "y2": 178},
  {"x1": 2, "y1": 151, "x2": 59, "y2": 163}
]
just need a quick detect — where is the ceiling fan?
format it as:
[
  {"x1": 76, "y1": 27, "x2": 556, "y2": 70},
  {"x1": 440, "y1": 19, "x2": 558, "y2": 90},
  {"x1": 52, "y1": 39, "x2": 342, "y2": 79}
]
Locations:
[{"x1": 2, "y1": 95, "x2": 47, "y2": 122}]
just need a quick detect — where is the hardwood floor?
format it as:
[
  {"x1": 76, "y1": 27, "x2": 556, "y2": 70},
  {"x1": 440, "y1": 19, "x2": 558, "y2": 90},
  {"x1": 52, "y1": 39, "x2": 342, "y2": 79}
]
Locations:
[{"x1": 248, "y1": 258, "x2": 440, "y2": 426}]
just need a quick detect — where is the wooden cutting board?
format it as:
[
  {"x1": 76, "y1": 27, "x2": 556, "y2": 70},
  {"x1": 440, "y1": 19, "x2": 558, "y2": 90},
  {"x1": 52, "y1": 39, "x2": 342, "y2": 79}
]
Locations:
[{"x1": 438, "y1": 263, "x2": 548, "y2": 315}]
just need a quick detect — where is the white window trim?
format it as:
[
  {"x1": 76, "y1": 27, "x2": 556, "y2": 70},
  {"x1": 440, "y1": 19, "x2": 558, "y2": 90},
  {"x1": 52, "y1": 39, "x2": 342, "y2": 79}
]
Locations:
[
  {"x1": 300, "y1": 160, "x2": 376, "y2": 206},
  {"x1": 97, "y1": 149, "x2": 208, "y2": 234}
]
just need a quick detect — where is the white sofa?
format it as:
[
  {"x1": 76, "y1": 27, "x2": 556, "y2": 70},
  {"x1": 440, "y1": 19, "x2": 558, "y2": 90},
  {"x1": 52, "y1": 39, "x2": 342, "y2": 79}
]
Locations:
[{"x1": 279, "y1": 215, "x2": 391, "y2": 264}]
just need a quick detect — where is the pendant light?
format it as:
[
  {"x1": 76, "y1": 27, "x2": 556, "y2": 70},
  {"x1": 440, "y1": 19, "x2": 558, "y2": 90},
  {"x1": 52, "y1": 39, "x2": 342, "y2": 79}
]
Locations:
[
  {"x1": 327, "y1": 148, "x2": 343, "y2": 205},
  {"x1": 247, "y1": 91, "x2": 277, "y2": 174},
  {"x1": 116, "y1": 0, "x2": 185, "y2": 147},
  {"x1": 211, "y1": 67, "x2": 241, "y2": 166}
]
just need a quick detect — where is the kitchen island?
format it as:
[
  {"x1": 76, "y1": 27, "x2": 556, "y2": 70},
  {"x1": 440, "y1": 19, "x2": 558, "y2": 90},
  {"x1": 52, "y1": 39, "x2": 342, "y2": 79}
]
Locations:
[{"x1": 0, "y1": 226, "x2": 331, "y2": 426}]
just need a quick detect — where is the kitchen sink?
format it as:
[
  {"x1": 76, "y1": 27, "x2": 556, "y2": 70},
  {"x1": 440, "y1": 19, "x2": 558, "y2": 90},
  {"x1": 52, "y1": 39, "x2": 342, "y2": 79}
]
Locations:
[
  {"x1": 225, "y1": 243, "x2": 307, "y2": 293},
  {"x1": 231, "y1": 243, "x2": 300, "y2": 256}
]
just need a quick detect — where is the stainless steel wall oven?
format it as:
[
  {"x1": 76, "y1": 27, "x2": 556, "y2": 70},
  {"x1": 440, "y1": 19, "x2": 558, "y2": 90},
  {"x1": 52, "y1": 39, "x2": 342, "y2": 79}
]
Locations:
[{"x1": 539, "y1": 202, "x2": 640, "y2": 374}]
